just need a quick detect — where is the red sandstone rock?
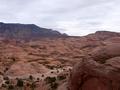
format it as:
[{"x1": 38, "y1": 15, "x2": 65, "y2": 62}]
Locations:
[
  {"x1": 69, "y1": 43, "x2": 120, "y2": 90},
  {"x1": 6, "y1": 62, "x2": 49, "y2": 77},
  {"x1": 0, "y1": 31, "x2": 119, "y2": 90},
  {"x1": 89, "y1": 43, "x2": 120, "y2": 61}
]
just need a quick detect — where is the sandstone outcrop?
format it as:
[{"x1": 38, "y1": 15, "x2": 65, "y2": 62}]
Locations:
[
  {"x1": 0, "y1": 31, "x2": 119, "y2": 90},
  {"x1": 69, "y1": 42, "x2": 120, "y2": 90}
]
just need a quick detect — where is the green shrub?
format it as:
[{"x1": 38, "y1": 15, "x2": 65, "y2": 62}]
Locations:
[
  {"x1": 41, "y1": 74, "x2": 44, "y2": 77},
  {"x1": 5, "y1": 80, "x2": 10, "y2": 84},
  {"x1": 29, "y1": 75, "x2": 33, "y2": 80},
  {"x1": 37, "y1": 78, "x2": 40, "y2": 81},
  {"x1": 8, "y1": 85, "x2": 14, "y2": 90},
  {"x1": 3, "y1": 76, "x2": 9, "y2": 80},
  {"x1": 45, "y1": 77, "x2": 56, "y2": 84},
  {"x1": 57, "y1": 75, "x2": 66, "y2": 81},
  {"x1": 1, "y1": 84, "x2": 6, "y2": 88},
  {"x1": 50, "y1": 82, "x2": 58, "y2": 90},
  {"x1": 30, "y1": 82, "x2": 36, "y2": 90},
  {"x1": 16, "y1": 79, "x2": 24, "y2": 87}
]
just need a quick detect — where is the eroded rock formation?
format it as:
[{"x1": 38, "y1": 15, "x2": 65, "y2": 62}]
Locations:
[{"x1": 69, "y1": 42, "x2": 120, "y2": 90}]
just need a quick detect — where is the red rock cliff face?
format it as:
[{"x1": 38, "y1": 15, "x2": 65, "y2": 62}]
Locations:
[{"x1": 69, "y1": 42, "x2": 120, "y2": 90}]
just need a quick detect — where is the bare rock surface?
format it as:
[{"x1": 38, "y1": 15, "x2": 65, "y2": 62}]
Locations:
[
  {"x1": 0, "y1": 31, "x2": 119, "y2": 90},
  {"x1": 69, "y1": 42, "x2": 120, "y2": 90},
  {"x1": 6, "y1": 62, "x2": 49, "y2": 77}
]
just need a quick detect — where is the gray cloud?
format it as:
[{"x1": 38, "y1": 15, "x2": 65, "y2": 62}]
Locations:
[{"x1": 0, "y1": 0, "x2": 120, "y2": 36}]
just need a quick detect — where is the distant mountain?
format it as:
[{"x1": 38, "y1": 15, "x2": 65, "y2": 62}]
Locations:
[{"x1": 0, "y1": 22, "x2": 67, "y2": 40}]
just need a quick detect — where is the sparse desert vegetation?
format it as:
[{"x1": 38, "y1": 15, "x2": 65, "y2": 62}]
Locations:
[{"x1": 0, "y1": 31, "x2": 120, "y2": 90}]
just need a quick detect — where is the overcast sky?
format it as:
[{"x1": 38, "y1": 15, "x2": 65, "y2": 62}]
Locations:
[{"x1": 0, "y1": 0, "x2": 120, "y2": 36}]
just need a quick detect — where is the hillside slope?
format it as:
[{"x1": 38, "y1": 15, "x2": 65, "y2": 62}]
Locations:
[{"x1": 0, "y1": 30, "x2": 119, "y2": 90}]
